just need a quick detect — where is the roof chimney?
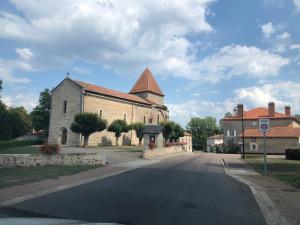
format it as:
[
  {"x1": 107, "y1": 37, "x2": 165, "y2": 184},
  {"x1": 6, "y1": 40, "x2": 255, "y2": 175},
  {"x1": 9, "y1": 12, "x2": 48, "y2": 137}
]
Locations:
[
  {"x1": 285, "y1": 106, "x2": 291, "y2": 116},
  {"x1": 268, "y1": 102, "x2": 275, "y2": 117},
  {"x1": 237, "y1": 104, "x2": 244, "y2": 118}
]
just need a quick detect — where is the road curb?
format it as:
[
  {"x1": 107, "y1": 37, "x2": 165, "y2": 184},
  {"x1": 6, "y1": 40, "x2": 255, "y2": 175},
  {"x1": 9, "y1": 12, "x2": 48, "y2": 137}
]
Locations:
[{"x1": 221, "y1": 158, "x2": 290, "y2": 225}]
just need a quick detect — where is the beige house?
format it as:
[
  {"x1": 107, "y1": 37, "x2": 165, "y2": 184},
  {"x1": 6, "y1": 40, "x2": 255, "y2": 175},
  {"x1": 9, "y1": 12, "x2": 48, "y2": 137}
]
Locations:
[
  {"x1": 222, "y1": 102, "x2": 300, "y2": 154},
  {"x1": 48, "y1": 68, "x2": 169, "y2": 146},
  {"x1": 206, "y1": 134, "x2": 223, "y2": 152}
]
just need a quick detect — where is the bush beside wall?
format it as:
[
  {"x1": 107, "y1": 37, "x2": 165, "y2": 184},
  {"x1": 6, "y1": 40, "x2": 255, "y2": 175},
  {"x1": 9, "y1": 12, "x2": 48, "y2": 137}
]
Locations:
[
  {"x1": 0, "y1": 139, "x2": 45, "y2": 150},
  {"x1": 285, "y1": 148, "x2": 300, "y2": 160}
]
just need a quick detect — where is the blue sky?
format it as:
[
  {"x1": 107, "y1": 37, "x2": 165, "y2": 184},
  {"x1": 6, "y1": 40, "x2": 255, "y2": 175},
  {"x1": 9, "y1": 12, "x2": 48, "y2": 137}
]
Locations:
[{"x1": 1, "y1": 0, "x2": 300, "y2": 125}]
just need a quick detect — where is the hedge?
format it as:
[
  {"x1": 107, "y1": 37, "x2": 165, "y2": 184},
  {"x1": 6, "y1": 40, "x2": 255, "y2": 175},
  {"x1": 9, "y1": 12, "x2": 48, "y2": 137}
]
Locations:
[
  {"x1": 0, "y1": 139, "x2": 45, "y2": 150},
  {"x1": 285, "y1": 148, "x2": 300, "y2": 160}
]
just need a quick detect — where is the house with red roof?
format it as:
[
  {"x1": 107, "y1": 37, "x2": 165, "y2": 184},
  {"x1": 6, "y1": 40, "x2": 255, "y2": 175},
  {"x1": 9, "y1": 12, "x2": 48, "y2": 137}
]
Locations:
[
  {"x1": 222, "y1": 102, "x2": 300, "y2": 154},
  {"x1": 48, "y1": 68, "x2": 169, "y2": 146}
]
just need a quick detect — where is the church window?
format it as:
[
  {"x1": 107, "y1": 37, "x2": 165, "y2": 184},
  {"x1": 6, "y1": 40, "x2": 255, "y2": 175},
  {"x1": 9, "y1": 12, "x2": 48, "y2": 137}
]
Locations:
[
  {"x1": 99, "y1": 110, "x2": 103, "y2": 119},
  {"x1": 63, "y1": 100, "x2": 67, "y2": 113},
  {"x1": 124, "y1": 113, "x2": 127, "y2": 122},
  {"x1": 157, "y1": 114, "x2": 160, "y2": 124},
  {"x1": 143, "y1": 116, "x2": 146, "y2": 124}
]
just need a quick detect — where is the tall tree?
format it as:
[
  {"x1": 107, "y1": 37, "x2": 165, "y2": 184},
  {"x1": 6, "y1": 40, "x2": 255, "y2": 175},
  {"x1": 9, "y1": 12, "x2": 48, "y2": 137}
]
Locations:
[
  {"x1": 130, "y1": 122, "x2": 145, "y2": 146},
  {"x1": 9, "y1": 107, "x2": 32, "y2": 138},
  {"x1": 70, "y1": 113, "x2": 107, "y2": 147},
  {"x1": 171, "y1": 123, "x2": 185, "y2": 142},
  {"x1": 107, "y1": 119, "x2": 129, "y2": 146},
  {"x1": 0, "y1": 80, "x2": 2, "y2": 97},
  {"x1": 30, "y1": 89, "x2": 51, "y2": 132},
  {"x1": 186, "y1": 117, "x2": 219, "y2": 150},
  {"x1": 160, "y1": 121, "x2": 174, "y2": 143}
]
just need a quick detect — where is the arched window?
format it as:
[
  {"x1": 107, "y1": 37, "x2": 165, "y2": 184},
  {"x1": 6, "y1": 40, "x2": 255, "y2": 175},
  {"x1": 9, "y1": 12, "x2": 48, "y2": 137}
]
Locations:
[
  {"x1": 63, "y1": 100, "x2": 67, "y2": 113},
  {"x1": 61, "y1": 127, "x2": 67, "y2": 145},
  {"x1": 143, "y1": 116, "x2": 146, "y2": 124},
  {"x1": 157, "y1": 114, "x2": 160, "y2": 124},
  {"x1": 99, "y1": 110, "x2": 103, "y2": 119},
  {"x1": 124, "y1": 113, "x2": 127, "y2": 122}
]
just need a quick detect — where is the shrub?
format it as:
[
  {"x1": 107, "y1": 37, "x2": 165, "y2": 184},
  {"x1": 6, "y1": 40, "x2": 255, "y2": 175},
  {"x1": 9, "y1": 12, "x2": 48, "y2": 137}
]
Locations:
[
  {"x1": 39, "y1": 143, "x2": 60, "y2": 155},
  {"x1": 285, "y1": 148, "x2": 300, "y2": 160},
  {"x1": 164, "y1": 142, "x2": 172, "y2": 147},
  {"x1": 0, "y1": 139, "x2": 44, "y2": 150},
  {"x1": 148, "y1": 143, "x2": 155, "y2": 149}
]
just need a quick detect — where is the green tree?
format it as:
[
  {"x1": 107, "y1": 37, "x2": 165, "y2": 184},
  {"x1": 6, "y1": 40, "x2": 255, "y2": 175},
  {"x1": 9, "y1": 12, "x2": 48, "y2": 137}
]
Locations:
[
  {"x1": 9, "y1": 107, "x2": 32, "y2": 138},
  {"x1": 0, "y1": 102, "x2": 11, "y2": 140},
  {"x1": 30, "y1": 89, "x2": 51, "y2": 132},
  {"x1": 0, "y1": 80, "x2": 2, "y2": 97},
  {"x1": 107, "y1": 119, "x2": 129, "y2": 146},
  {"x1": 130, "y1": 122, "x2": 145, "y2": 146},
  {"x1": 70, "y1": 112, "x2": 107, "y2": 147},
  {"x1": 186, "y1": 117, "x2": 219, "y2": 150},
  {"x1": 171, "y1": 123, "x2": 184, "y2": 142},
  {"x1": 160, "y1": 121, "x2": 174, "y2": 143}
]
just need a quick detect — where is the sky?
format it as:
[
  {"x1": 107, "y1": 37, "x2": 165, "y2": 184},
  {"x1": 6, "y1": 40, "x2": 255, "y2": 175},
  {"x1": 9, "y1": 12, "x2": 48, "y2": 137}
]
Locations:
[{"x1": 0, "y1": 0, "x2": 300, "y2": 126}]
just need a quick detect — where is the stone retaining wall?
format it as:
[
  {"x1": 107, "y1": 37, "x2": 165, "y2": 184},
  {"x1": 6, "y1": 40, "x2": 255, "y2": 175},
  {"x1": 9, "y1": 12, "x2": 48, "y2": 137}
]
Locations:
[
  {"x1": 142, "y1": 146, "x2": 185, "y2": 159},
  {"x1": 0, "y1": 153, "x2": 106, "y2": 168}
]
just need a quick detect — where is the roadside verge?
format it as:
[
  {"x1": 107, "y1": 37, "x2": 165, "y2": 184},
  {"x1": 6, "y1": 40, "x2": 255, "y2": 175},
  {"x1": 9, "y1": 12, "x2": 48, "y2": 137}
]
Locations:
[{"x1": 222, "y1": 157, "x2": 290, "y2": 225}]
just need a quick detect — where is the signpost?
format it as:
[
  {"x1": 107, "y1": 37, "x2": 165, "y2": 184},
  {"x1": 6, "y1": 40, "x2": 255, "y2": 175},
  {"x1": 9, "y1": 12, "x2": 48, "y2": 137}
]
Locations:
[{"x1": 259, "y1": 119, "x2": 270, "y2": 175}]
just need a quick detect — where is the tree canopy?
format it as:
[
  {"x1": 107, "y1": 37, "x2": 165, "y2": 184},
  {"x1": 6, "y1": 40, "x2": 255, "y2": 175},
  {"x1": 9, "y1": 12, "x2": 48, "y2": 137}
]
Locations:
[
  {"x1": 30, "y1": 89, "x2": 51, "y2": 132},
  {"x1": 186, "y1": 117, "x2": 220, "y2": 150},
  {"x1": 160, "y1": 121, "x2": 184, "y2": 142},
  {"x1": 107, "y1": 119, "x2": 129, "y2": 146},
  {"x1": 130, "y1": 122, "x2": 145, "y2": 145},
  {"x1": 71, "y1": 112, "x2": 107, "y2": 147}
]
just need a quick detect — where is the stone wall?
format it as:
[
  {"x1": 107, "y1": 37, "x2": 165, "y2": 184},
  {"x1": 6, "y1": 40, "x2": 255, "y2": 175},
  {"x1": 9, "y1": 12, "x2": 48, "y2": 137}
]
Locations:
[
  {"x1": 83, "y1": 94, "x2": 168, "y2": 146},
  {"x1": 0, "y1": 153, "x2": 106, "y2": 168},
  {"x1": 142, "y1": 146, "x2": 186, "y2": 159},
  {"x1": 48, "y1": 79, "x2": 82, "y2": 146},
  {"x1": 243, "y1": 137, "x2": 300, "y2": 154}
]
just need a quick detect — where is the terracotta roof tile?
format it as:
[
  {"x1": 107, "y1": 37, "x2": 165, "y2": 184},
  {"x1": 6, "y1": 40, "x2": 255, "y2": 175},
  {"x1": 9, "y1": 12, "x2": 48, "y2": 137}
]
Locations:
[
  {"x1": 73, "y1": 80, "x2": 151, "y2": 105},
  {"x1": 224, "y1": 107, "x2": 292, "y2": 120},
  {"x1": 129, "y1": 68, "x2": 164, "y2": 96},
  {"x1": 241, "y1": 126, "x2": 300, "y2": 138}
]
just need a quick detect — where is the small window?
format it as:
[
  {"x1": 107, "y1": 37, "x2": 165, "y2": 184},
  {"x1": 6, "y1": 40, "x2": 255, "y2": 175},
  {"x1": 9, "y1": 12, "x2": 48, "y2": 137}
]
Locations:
[
  {"x1": 124, "y1": 113, "x2": 126, "y2": 122},
  {"x1": 143, "y1": 116, "x2": 146, "y2": 124},
  {"x1": 250, "y1": 142, "x2": 257, "y2": 151},
  {"x1": 157, "y1": 114, "x2": 160, "y2": 124},
  {"x1": 63, "y1": 100, "x2": 67, "y2": 113},
  {"x1": 251, "y1": 137, "x2": 256, "y2": 142},
  {"x1": 99, "y1": 110, "x2": 102, "y2": 119}
]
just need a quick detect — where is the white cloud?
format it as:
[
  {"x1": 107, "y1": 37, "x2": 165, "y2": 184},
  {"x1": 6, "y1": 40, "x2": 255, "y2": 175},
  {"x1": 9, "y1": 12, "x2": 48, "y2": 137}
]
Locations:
[
  {"x1": 15, "y1": 48, "x2": 34, "y2": 60},
  {"x1": 72, "y1": 66, "x2": 91, "y2": 75},
  {"x1": 2, "y1": 93, "x2": 38, "y2": 111},
  {"x1": 234, "y1": 81, "x2": 300, "y2": 114},
  {"x1": 197, "y1": 45, "x2": 289, "y2": 82},
  {"x1": 167, "y1": 100, "x2": 230, "y2": 126},
  {"x1": 0, "y1": 0, "x2": 215, "y2": 77},
  {"x1": 290, "y1": 44, "x2": 300, "y2": 50},
  {"x1": 293, "y1": 0, "x2": 300, "y2": 11},
  {"x1": 261, "y1": 22, "x2": 276, "y2": 38}
]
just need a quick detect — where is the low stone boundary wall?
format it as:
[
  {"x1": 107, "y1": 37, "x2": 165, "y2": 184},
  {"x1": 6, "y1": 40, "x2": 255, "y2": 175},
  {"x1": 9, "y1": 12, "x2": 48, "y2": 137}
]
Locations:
[
  {"x1": 0, "y1": 153, "x2": 106, "y2": 168},
  {"x1": 142, "y1": 146, "x2": 185, "y2": 159}
]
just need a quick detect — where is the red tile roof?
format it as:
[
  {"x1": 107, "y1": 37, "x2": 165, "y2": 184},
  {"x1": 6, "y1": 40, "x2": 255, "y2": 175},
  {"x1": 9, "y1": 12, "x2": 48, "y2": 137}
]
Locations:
[
  {"x1": 129, "y1": 68, "x2": 164, "y2": 96},
  {"x1": 241, "y1": 126, "x2": 300, "y2": 138},
  {"x1": 224, "y1": 107, "x2": 292, "y2": 120},
  {"x1": 73, "y1": 80, "x2": 151, "y2": 105}
]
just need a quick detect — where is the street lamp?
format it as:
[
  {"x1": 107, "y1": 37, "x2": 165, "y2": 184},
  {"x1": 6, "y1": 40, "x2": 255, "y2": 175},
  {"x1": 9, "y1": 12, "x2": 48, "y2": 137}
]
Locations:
[{"x1": 234, "y1": 106, "x2": 245, "y2": 159}]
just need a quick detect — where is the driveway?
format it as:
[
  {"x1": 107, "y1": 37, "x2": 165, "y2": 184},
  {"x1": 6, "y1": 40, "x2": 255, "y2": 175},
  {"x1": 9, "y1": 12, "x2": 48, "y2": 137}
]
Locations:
[{"x1": 9, "y1": 153, "x2": 266, "y2": 225}]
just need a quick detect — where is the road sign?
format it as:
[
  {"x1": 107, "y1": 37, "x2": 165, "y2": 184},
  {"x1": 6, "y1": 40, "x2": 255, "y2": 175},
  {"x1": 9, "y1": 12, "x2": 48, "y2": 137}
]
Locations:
[
  {"x1": 259, "y1": 119, "x2": 270, "y2": 175},
  {"x1": 259, "y1": 119, "x2": 270, "y2": 132}
]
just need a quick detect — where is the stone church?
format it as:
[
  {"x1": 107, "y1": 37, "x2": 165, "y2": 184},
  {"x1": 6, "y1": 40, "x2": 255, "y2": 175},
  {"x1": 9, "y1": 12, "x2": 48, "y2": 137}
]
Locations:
[{"x1": 48, "y1": 68, "x2": 169, "y2": 146}]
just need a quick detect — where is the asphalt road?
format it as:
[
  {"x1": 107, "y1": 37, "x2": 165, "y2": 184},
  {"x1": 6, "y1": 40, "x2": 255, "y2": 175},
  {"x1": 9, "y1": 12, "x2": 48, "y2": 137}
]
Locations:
[{"x1": 11, "y1": 153, "x2": 266, "y2": 225}]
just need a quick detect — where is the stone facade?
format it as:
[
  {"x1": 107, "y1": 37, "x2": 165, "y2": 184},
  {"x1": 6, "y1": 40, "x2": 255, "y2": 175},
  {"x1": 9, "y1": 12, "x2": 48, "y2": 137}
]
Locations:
[
  {"x1": 48, "y1": 69, "x2": 169, "y2": 147},
  {"x1": 243, "y1": 137, "x2": 300, "y2": 154},
  {"x1": 48, "y1": 79, "x2": 82, "y2": 146},
  {"x1": 0, "y1": 153, "x2": 106, "y2": 168}
]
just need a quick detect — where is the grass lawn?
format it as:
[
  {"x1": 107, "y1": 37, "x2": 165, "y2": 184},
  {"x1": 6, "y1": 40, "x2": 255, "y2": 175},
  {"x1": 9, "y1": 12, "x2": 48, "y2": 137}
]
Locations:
[
  {"x1": 0, "y1": 165, "x2": 100, "y2": 189},
  {"x1": 0, "y1": 145, "x2": 39, "y2": 154},
  {"x1": 245, "y1": 157, "x2": 300, "y2": 189}
]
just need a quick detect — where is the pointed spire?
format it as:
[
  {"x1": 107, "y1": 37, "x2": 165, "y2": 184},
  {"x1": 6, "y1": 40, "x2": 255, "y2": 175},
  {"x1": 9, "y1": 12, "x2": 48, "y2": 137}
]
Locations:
[{"x1": 129, "y1": 68, "x2": 164, "y2": 96}]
